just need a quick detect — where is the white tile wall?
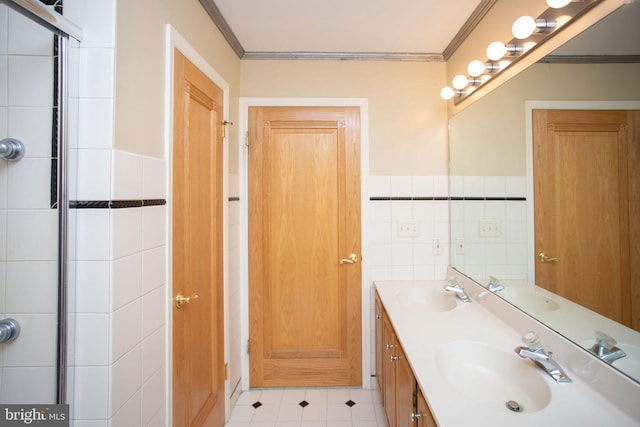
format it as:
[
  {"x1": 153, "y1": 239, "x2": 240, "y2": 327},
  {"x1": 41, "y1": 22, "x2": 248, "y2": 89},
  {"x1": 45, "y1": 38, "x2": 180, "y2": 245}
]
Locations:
[
  {"x1": 70, "y1": 151, "x2": 168, "y2": 424},
  {"x1": 367, "y1": 175, "x2": 450, "y2": 283}
]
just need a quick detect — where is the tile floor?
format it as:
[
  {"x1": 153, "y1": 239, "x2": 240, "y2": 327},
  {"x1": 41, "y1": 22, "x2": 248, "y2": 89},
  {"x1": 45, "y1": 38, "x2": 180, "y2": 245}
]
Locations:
[{"x1": 225, "y1": 387, "x2": 387, "y2": 427}]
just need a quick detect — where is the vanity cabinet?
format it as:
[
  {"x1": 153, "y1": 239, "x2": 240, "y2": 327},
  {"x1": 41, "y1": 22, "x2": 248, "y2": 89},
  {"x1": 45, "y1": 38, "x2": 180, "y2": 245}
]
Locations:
[
  {"x1": 377, "y1": 292, "x2": 436, "y2": 427},
  {"x1": 375, "y1": 293, "x2": 385, "y2": 396},
  {"x1": 415, "y1": 389, "x2": 437, "y2": 427}
]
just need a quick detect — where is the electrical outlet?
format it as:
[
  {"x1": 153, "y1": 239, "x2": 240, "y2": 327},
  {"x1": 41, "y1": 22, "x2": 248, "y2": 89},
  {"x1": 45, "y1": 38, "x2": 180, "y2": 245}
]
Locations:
[
  {"x1": 433, "y1": 238, "x2": 442, "y2": 255},
  {"x1": 397, "y1": 221, "x2": 420, "y2": 237},
  {"x1": 479, "y1": 220, "x2": 502, "y2": 237},
  {"x1": 455, "y1": 238, "x2": 465, "y2": 255}
]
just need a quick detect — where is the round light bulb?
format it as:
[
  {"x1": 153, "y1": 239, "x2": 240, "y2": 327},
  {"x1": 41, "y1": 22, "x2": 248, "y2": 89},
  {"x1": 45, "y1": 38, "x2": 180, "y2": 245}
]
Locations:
[
  {"x1": 440, "y1": 86, "x2": 455, "y2": 100},
  {"x1": 512, "y1": 16, "x2": 537, "y2": 39},
  {"x1": 546, "y1": 0, "x2": 571, "y2": 8},
  {"x1": 452, "y1": 74, "x2": 468, "y2": 90},
  {"x1": 486, "y1": 41, "x2": 507, "y2": 61},
  {"x1": 467, "y1": 60, "x2": 486, "y2": 77}
]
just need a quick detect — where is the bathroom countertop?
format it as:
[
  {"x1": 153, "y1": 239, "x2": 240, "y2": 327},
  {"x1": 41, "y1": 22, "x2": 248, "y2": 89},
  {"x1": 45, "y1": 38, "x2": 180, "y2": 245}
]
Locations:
[{"x1": 375, "y1": 278, "x2": 640, "y2": 426}]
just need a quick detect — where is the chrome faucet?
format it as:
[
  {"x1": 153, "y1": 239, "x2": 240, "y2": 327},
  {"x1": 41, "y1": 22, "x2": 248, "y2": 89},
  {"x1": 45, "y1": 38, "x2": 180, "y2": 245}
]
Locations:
[
  {"x1": 588, "y1": 331, "x2": 626, "y2": 364},
  {"x1": 487, "y1": 276, "x2": 504, "y2": 292},
  {"x1": 443, "y1": 277, "x2": 472, "y2": 303},
  {"x1": 515, "y1": 331, "x2": 572, "y2": 383}
]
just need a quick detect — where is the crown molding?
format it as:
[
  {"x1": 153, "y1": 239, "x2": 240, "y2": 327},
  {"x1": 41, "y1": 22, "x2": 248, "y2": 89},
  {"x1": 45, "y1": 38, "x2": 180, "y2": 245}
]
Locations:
[
  {"x1": 199, "y1": 0, "x2": 245, "y2": 58},
  {"x1": 442, "y1": 0, "x2": 498, "y2": 60},
  {"x1": 242, "y1": 51, "x2": 444, "y2": 62}
]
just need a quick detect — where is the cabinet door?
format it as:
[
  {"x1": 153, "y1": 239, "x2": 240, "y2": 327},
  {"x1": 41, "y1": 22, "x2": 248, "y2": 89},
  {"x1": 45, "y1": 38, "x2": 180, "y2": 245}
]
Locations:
[
  {"x1": 395, "y1": 344, "x2": 416, "y2": 427},
  {"x1": 416, "y1": 389, "x2": 437, "y2": 427},
  {"x1": 382, "y1": 316, "x2": 396, "y2": 427},
  {"x1": 375, "y1": 293, "x2": 385, "y2": 395}
]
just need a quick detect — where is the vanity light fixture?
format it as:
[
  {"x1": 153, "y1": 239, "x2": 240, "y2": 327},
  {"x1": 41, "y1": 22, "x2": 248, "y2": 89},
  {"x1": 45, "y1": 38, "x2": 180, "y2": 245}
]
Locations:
[
  {"x1": 512, "y1": 16, "x2": 557, "y2": 39},
  {"x1": 467, "y1": 60, "x2": 486, "y2": 77},
  {"x1": 452, "y1": 74, "x2": 469, "y2": 90},
  {"x1": 442, "y1": 0, "x2": 601, "y2": 104},
  {"x1": 546, "y1": 0, "x2": 571, "y2": 8},
  {"x1": 486, "y1": 42, "x2": 524, "y2": 61},
  {"x1": 440, "y1": 86, "x2": 464, "y2": 100}
]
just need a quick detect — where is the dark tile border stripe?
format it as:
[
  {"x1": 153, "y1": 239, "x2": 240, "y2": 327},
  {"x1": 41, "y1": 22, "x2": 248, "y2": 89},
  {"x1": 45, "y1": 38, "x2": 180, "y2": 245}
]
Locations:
[
  {"x1": 70, "y1": 199, "x2": 167, "y2": 209},
  {"x1": 370, "y1": 196, "x2": 526, "y2": 201}
]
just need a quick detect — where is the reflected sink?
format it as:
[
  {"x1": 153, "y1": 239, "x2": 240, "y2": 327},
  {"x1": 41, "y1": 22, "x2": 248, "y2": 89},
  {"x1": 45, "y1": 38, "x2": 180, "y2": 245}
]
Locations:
[
  {"x1": 436, "y1": 341, "x2": 552, "y2": 413},
  {"x1": 499, "y1": 287, "x2": 560, "y2": 312},
  {"x1": 396, "y1": 287, "x2": 457, "y2": 312}
]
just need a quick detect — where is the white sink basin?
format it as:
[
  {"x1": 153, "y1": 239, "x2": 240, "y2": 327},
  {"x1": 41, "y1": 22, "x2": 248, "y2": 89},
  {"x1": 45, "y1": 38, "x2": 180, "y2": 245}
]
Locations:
[
  {"x1": 499, "y1": 287, "x2": 560, "y2": 312},
  {"x1": 436, "y1": 341, "x2": 552, "y2": 413},
  {"x1": 396, "y1": 287, "x2": 457, "y2": 312}
]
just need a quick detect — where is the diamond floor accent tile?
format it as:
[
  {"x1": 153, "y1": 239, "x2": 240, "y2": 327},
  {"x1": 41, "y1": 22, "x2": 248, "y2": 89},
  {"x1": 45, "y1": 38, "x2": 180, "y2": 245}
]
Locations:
[
  {"x1": 252, "y1": 401, "x2": 262, "y2": 408},
  {"x1": 345, "y1": 399, "x2": 356, "y2": 407},
  {"x1": 298, "y1": 400, "x2": 309, "y2": 407}
]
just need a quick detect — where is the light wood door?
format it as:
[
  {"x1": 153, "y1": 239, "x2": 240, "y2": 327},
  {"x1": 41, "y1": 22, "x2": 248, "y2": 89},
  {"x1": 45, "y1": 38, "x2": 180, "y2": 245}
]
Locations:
[
  {"x1": 248, "y1": 106, "x2": 362, "y2": 387},
  {"x1": 172, "y1": 49, "x2": 225, "y2": 426},
  {"x1": 533, "y1": 109, "x2": 640, "y2": 331}
]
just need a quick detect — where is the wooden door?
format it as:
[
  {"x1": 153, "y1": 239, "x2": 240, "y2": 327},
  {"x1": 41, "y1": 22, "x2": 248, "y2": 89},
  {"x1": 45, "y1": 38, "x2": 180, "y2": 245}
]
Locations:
[
  {"x1": 533, "y1": 109, "x2": 640, "y2": 331},
  {"x1": 172, "y1": 49, "x2": 225, "y2": 426},
  {"x1": 248, "y1": 106, "x2": 362, "y2": 387}
]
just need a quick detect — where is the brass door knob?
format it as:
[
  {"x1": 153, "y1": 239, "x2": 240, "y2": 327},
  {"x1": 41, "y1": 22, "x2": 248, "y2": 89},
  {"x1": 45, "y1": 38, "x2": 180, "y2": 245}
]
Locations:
[
  {"x1": 174, "y1": 292, "x2": 199, "y2": 309},
  {"x1": 538, "y1": 252, "x2": 560, "y2": 263},
  {"x1": 340, "y1": 253, "x2": 358, "y2": 264}
]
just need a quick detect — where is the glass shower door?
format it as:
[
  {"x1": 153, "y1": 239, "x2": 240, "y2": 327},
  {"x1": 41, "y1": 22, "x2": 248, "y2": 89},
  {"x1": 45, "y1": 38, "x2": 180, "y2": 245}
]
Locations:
[{"x1": 0, "y1": 2, "x2": 62, "y2": 404}]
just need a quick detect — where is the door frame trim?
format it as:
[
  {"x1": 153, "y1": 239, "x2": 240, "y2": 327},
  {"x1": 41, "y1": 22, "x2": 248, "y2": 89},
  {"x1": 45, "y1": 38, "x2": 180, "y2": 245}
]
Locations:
[
  {"x1": 164, "y1": 24, "x2": 231, "y2": 423},
  {"x1": 525, "y1": 100, "x2": 640, "y2": 282},
  {"x1": 238, "y1": 97, "x2": 371, "y2": 390}
]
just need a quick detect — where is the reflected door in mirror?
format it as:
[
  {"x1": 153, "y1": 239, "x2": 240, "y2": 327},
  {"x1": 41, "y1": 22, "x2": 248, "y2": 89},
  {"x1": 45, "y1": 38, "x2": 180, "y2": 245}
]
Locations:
[{"x1": 533, "y1": 110, "x2": 640, "y2": 331}]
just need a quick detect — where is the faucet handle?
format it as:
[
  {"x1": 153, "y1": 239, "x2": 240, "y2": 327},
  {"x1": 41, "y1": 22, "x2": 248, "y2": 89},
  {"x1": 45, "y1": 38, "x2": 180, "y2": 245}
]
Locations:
[
  {"x1": 595, "y1": 330, "x2": 617, "y2": 350},
  {"x1": 522, "y1": 331, "x2": 542, "y2": 351}
]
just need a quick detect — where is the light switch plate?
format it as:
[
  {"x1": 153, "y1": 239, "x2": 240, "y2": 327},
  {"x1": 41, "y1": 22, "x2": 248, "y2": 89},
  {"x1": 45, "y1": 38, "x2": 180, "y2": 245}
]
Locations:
[
  {"x1": 397, "y1": 221, "x2": 420, "y2": 237},
  {"x1": 479, "y1": 220, "x2": 502, "y2": 237}
]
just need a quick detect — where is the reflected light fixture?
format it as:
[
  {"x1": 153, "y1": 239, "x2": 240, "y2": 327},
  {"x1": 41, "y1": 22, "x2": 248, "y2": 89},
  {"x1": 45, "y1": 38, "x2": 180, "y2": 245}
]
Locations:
[{"x1": 546, "y1": 0, "x2": 571, "y2": 8}]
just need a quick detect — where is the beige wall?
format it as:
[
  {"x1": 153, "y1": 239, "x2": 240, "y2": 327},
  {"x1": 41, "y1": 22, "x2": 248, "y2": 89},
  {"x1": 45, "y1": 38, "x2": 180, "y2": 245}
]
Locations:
[
  {"x1": 449, "y1": 62, "x2": 640, "y2": 176},
  {"x1": 114, "y1": 0, "x2": 241, "y2": 161},
  {"x1": 240, "y1": 60, "x2": 449, "y2": 175}
]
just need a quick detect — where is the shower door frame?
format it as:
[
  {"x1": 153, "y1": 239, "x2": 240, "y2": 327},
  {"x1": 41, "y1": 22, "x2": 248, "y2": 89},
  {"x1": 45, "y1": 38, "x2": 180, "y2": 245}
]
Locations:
[{"x1": 3, "y1": 0, "x2": 82, "y2": 405}]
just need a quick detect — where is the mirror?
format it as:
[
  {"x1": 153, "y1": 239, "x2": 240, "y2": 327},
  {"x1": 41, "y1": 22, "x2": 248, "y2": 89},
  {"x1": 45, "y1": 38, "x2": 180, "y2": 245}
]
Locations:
[{"x1": 449, "y1": 1, "x2": 640, "y2": 383}]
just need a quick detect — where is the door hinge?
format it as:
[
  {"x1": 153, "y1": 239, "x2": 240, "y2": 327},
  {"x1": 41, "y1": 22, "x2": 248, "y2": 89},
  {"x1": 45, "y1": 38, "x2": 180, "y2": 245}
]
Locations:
[
  {"x1": 222, "y1": 120, "x2": 233, "y2": 138},
  {"x1": 245, "y1": 131, "x2": 250, "y2": 147},
  {"x1": 224, "y1": 363, "x2": 229, "y2": 380},
  {"x1": 247, "y1": 339, "x2": 250, "y2": 355}
]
